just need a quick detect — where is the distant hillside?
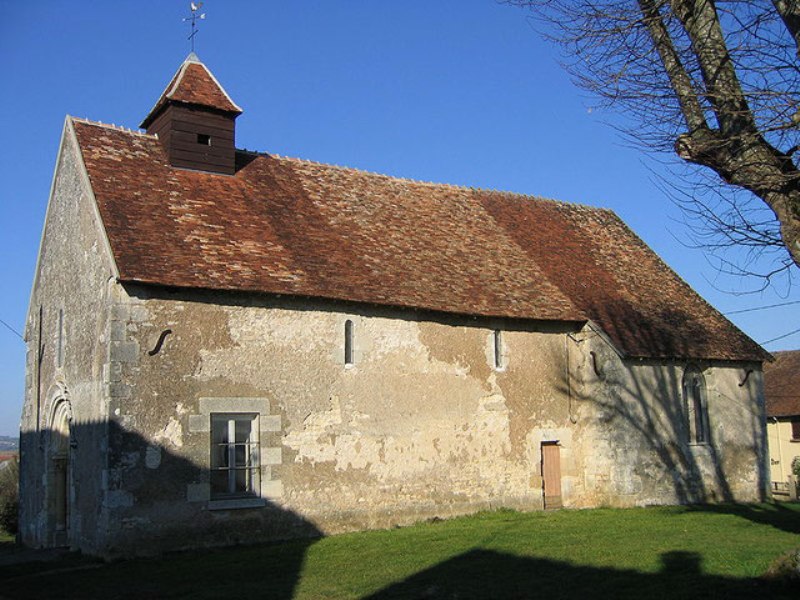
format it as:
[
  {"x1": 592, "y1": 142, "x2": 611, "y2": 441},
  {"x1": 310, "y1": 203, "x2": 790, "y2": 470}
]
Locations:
[{"x1": 0, "y1": 436, "x2": 18, "y2": 452}]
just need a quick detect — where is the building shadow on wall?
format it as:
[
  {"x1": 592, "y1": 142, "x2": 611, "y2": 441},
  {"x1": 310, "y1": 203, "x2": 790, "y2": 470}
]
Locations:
[
  {"x1": 365, "y1": 549, "x2": 792, "y2": 600},
  {"x1": 18, "y1": 419, "x2": 321, "y2": 600},
  {"x1": 550, "y1": 301, "x2": 768, "y2": 509}
]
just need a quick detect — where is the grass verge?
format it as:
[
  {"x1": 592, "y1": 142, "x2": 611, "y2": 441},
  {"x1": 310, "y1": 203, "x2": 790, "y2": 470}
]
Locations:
[{"x1": 1, "y1": 503, "x2": 798, "y2": 599}]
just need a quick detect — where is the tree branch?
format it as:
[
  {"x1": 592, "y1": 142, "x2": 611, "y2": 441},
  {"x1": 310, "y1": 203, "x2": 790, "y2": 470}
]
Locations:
[
  {"x1": 637, "y1": 0, "x2": 707, "y2": 131},
  {"x1": 670, "y1": 0, "x2": 757, "y2": 136},
  {"x1": 503, "y1": 0, "x2": 800, "y2": 272},
  {"x1": 772, "y1": 0, "x2": 800, "y2": 56}
]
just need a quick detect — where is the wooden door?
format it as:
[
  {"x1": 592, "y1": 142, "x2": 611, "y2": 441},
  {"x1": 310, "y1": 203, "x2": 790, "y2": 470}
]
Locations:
[{"x1": 541, "y1": 442, "x2": 562, "y2": 509}]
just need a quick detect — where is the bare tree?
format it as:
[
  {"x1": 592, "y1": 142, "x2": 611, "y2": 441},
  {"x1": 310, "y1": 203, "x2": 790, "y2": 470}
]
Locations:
[{"x1": 504, "y1": 0, "x2": 800, "y2": 283}]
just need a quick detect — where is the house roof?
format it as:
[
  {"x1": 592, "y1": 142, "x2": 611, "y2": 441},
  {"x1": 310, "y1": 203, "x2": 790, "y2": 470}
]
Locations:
[
  {"x1": 764, "y1": 350, "x2": 800, "y2": 417},
  {"x1": 140, "y1": 53, "x2": 242, "y2": 129},
  {"x1": 70, "y1": 118, "x2": 767, "y2": 362}
]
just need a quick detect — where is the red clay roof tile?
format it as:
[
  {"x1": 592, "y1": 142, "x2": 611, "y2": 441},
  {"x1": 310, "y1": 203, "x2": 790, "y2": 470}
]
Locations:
[
  {"x1": 764, "y1": 350, "x2": 800, "y2": 417},
  {"x1": 140, "y1": 54, "x2": 241, "y2": 128},
  {"x1": 71, "y1": 118, "x2": 767, "y2": 362}
]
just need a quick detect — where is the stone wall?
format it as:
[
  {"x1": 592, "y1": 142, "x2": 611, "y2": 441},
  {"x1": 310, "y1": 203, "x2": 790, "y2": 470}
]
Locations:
[
  {"x1": 569, "y1": 328, "x2": 767, "y2": 507},
  {"x1": 20, "y1": 120, "x2": 117, "y2": 553},
  {"x1": 97, "y1": 284, "x2": 767, "y2": 556}
]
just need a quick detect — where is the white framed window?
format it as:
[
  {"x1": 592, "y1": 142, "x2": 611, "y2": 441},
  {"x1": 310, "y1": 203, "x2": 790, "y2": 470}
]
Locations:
[
  {"x1": 683, "y1": 367, "x2": 709, "y2": 445},
  {"x1": 210, "y1": 413, "x2": 260, "y2": 499}
]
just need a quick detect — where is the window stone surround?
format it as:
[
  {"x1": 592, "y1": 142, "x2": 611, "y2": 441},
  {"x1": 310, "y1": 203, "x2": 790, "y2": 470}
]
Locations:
[{"x1": 187, "y1": 397, "x2": 283, "y2": 508}]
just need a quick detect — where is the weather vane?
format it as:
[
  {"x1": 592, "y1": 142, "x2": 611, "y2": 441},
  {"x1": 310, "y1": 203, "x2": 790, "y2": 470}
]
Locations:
[{"x1": 183, "y1": 2, "x2": 206, "y2": 53}]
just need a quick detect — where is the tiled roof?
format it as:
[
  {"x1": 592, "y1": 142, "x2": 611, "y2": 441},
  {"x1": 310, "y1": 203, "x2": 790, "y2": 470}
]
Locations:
[
  {"x1": 140, "y1": 53, "x2": 242, "y2": 128},
  {"x1": 764, "y1": 350, "x2": 800, "y2": 417},
  {"x1": 71, "y1": 118, "x2": 767, "y2": 361}
]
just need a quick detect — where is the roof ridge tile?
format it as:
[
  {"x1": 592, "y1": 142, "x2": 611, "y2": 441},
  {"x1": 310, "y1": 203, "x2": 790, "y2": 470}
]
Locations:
[
  {"x1": 253, "y1": 150, "x2": 606, "y2": 210},
  {"x1": 70, "y1": 117, "x2": 152, "y2": 137}
]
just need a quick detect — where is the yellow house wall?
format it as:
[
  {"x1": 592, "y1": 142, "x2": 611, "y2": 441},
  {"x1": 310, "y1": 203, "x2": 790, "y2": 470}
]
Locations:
[{"x1": 767, "y1": 418, "x2": 800, "y2": 484}]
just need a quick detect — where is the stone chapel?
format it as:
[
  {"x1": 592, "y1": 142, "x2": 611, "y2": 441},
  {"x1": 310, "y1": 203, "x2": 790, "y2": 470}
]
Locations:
[{"x1": 20, "y1": 54, "x2": 770, "y2": 557}]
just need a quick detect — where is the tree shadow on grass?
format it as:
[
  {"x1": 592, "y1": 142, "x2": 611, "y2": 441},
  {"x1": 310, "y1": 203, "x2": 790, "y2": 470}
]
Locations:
[
  {"x1": 0, "y1": 538, "x2": 19, "y2": 563},
  {"x1": 685, "y1": 502, "x2": 800, "y2": 535},
  {"x1": 365, "y1": 549, "x2": 794, "y2": 600}
]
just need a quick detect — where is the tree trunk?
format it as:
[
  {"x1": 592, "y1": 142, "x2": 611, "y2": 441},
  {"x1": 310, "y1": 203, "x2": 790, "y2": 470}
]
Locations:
[
  {"x1": 676, "y1": 128, "x2": 800, "y2": 268},
  {"x1": 662, "y1": 0, "x2": 800, "y2": 268},
  {"x1": 773, "y1": 0, "x2": 800, "y2": 56}
]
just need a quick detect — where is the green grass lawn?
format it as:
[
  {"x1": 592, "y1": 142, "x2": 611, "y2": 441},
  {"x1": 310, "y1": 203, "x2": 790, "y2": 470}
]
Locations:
[{"x1": 1, "y1": 504, "x2": 798, "y2": 599}]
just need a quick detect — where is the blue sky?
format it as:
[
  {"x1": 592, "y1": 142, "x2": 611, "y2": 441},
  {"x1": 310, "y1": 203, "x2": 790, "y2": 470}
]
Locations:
[{"x1": 0, "y1": 1, "x2": 797, "y2": 437}]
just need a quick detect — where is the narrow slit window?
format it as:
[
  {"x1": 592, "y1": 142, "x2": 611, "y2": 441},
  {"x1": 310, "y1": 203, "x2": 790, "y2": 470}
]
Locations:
[
  {"x1": 493, "y1": 329, "x2": 504, "y2": 370},
  {"x1": 344, "y1": 319, "x2": 354, "y2": 366},
  {"x1": 57, "y1": 309, "x2": 64, "y2": 368},
  {"x1": 197, "y1": 133, "x2": 211, "y2": 146},
  {"x1": 683, "y1": 367, "x2": 710, "y2": 444}
]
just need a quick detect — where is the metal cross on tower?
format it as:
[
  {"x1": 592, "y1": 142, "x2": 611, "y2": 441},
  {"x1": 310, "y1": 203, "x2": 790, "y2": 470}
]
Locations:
[{"x1": 183, "y1": 2, "x2": 206, "y2": 53}]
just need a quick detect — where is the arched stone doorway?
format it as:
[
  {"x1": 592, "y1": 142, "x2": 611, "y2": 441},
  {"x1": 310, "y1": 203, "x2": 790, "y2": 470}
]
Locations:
[{"x1": 48, "y1": 399, "x2": 72, "y2": 547}]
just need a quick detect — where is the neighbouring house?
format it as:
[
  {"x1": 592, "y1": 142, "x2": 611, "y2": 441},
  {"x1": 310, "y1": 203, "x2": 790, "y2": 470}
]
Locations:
[
  {"x1": 765, "y1": 350, "x2": 800, "y2": 500},
  {"x1": 20, "y1": 54, "x2": 770, "y2": 558}
]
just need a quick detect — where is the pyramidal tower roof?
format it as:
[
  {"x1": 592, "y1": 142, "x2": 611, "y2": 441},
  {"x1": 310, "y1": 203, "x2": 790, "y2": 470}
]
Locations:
[{"x1": 140, "y1": 53, "x2": 242, "y2": 129}]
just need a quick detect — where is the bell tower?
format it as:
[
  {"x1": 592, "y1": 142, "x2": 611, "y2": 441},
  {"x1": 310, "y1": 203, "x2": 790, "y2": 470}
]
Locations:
[{"x1": 140, "y1": 53, "x2": 242, "y2": 175}]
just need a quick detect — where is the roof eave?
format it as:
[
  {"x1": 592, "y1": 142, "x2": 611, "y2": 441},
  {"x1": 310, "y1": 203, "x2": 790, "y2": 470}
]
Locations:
[
  {"x1": 139, "y1": 99, "x2": 242, "y2": 130},
  {"x1": 115, "y1": 277, "x2": 586, "y2": 328}
]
